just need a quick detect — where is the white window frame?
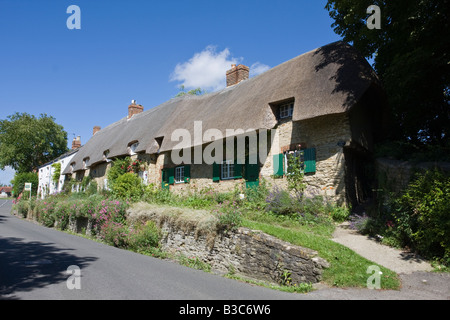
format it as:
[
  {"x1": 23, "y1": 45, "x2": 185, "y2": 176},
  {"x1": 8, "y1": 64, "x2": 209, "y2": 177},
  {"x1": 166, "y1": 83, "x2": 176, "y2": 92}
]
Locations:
[
  {"x1": 129, "y1": 142, "x2": 139, "y2": 155},
  {"x1": 221, "y1": 160, "x2": 235, "y2": 180},
  {"x1": 175, "y1": 166, "x2": 185, "y2": 183},
  {"x1": 279, "y1": 102, "x2": 294, "y2": 119}
]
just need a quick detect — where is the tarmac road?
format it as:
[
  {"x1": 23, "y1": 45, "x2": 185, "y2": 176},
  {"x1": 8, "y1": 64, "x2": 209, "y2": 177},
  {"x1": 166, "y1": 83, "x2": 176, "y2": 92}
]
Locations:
[{"x1": 1, "y1": 199, "x2": 449, "y2": 301}]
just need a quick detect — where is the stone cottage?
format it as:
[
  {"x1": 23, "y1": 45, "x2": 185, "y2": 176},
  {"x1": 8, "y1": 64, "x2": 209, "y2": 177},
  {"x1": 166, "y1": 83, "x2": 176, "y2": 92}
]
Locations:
[{"x1": 62, "y1": 41, "x2": 388, "y2": 207}]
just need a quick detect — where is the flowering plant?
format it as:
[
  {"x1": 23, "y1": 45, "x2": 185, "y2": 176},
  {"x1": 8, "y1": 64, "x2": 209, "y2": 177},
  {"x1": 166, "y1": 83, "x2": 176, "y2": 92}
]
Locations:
[{"x1": 212, "y1": 200, "x2": 242, "y2": 231}]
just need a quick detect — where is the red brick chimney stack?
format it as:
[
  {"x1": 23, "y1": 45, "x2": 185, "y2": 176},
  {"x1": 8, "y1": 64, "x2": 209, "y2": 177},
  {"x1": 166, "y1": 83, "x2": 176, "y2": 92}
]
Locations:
[
  {"x1": 128, "y1": 100, "x2": 144, "y2": 119},
  {"x1": 226, "y1": 64, "x2": 249, "y2": 87},
  {"x1": 93, "y1": 126, "x2": 101, "y2": 136},
  {"x1": 72, "y1": 136, "x2": 81, "y2": 150}
]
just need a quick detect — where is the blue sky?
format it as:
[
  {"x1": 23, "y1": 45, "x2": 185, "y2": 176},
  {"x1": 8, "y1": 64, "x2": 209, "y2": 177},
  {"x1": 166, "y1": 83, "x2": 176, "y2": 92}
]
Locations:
[{"x1": 0, "y1": 0, "x2": 342, "y2": 185}]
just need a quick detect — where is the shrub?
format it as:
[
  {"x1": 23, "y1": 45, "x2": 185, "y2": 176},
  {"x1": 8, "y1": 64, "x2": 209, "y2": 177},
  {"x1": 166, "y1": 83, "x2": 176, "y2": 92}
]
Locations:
[
  {"x1": 11, "y1": 171, "x2": 38, "y2": 197},
  {"x1": 107, "y1": 157, "x2": 131, "y2": 184},
  {"x1": 111, "y1": 172, "x2": 144, "y2": 201},
  {"x1": 330, "y1": 206, "x2": 350, "y2": 222},
  {"x1": 53, "y1": 201, "x2": 71, "y2": 230},
  {"x1": 12, "y1": 197, "x2": 27, "y2": 218},
  {"x1": 348, "y1": 214, "x2": 372, "y2": 234},
  {"x1": 128, "y1": 220, "x2": 161, "y2": 251},
  {"x1": 391, "y1": 169, "x2": 450, "y2": 264},
  {"x1": 36, "y1": 198, "x2": 57, "y2": 227},
  {"x1": 212, "y1": 200, "x2": 242, "y2": 231},
  {"x1": 265, "y1": 187, "x2": 302, "y2": 217}
]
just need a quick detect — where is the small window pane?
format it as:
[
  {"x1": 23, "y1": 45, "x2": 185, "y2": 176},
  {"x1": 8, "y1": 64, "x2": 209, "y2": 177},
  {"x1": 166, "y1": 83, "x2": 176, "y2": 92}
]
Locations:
[{"x1": 175, "y1": 166, "x2": 184, "y2": 183}]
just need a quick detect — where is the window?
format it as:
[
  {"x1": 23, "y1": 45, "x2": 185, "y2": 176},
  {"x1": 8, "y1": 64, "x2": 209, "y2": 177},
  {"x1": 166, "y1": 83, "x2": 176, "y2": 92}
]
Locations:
[
  {"x1": 279, "y1": 102, "x2": 294, "y2": 119},
  {"x1": 129, "y1": 142, "x2": 139, "y2": 155},
  {"x1": 175, "y1": 166, "x2": 184, "y2": 183},
  {"x1": 163, "y1": 165, "x2": 190, "y2": 186},
  {"x1": 83, "y1": 157, "x2": 90, "y2": 169},
  {"x1": 284, "y1": 150, "x2": 304, "y2": 174},
  {"x1": 272, "y1": 148, "x2": 316, "y2": 176},
  {"x1": 103, "y1": 150, "x2": 110, "y2": 160},
  {"x1": 221, "y1": 160, "x2": 235, "y2": 180}
]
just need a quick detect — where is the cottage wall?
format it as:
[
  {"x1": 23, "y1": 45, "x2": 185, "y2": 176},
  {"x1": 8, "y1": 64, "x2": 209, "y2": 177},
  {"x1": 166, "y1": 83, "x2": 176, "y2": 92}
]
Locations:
[
  {"x1": 263, "y1": 113, "x2": 351, "y2": 203},
  {"x1": 73, "y1": 114, "x2": 352, "y2": 204},
  {"x1": 164, "y1": 113, "x2": 352, "y2": 204}
]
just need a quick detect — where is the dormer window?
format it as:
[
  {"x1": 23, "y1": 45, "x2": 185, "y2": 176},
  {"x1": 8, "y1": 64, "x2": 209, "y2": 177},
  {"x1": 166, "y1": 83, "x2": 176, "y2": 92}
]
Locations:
[
  {"x1": 83, "y1": 157, "x2": 90, "y2": 169},
  {"x1": 269, "y1": 98, "x2": 295, "y2": 122},
  {"x1": 279, "y1": 102, "x2": 294, "y2": 119},
  {"x1": 103, "y1": 150, "x2": 110, "y2": 162},
  {"x1": 128, "y1": 141, "x2": 139, "y2": 155}
]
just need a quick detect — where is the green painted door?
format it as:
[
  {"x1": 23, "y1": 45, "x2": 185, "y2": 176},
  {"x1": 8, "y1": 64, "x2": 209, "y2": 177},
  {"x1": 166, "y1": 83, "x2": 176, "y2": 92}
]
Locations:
[{"x1": 245, "y1": 163, "x2": 260, "y2": 189}]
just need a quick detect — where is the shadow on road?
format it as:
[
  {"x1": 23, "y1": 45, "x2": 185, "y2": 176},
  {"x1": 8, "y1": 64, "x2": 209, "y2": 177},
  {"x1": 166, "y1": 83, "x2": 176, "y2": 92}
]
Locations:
[{"x1": 0, "y1": 236, "x2": 97, "y2": 299}]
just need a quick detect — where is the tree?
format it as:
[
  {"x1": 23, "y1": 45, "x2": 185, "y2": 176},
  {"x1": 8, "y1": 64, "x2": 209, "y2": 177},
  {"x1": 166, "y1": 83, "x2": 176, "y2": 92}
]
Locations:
[
  {"x1": 11, "y1": 171, "x2": 38, "y2": 197},
  {"x1": 174, "y1": 85, "x2": 207, "y2": 98},
  {"x1": 325, "y1": 0, "x2": 450, "y2": 146},
  {"x1": 0, "y1": 112, "x2": 69, "y2": 173}
]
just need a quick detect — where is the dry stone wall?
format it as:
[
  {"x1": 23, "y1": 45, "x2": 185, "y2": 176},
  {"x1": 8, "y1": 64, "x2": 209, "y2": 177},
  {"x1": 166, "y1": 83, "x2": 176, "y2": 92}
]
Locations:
[{"x1": 159, "y1": 222, "x2": 329, "y2": 285}]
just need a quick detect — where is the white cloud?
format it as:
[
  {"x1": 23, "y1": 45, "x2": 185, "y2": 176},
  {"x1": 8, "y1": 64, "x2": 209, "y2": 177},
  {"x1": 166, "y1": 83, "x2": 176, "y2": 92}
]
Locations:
[
  {"x1": 170, "y1": 46, "x2": 271, "y2": 92},
  {"x1": 250, "y1": 62, "x2": 271, "y2": 78}
]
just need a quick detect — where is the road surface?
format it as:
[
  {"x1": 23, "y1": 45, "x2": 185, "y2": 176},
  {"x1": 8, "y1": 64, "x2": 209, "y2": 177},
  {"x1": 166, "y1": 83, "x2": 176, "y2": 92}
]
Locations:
[
  {"x1": 0, "y1": 199, "x2": 300, "y2": 300},
  {"x1": 1, "y1": 199, "x2": 449, "y2": 302}
]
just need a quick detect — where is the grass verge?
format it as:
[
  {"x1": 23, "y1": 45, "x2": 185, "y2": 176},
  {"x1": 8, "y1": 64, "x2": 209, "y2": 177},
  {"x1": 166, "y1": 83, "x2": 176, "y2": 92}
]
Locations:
[{"x1": 242, "y1": 218, "x2": 401, "y2": 290}]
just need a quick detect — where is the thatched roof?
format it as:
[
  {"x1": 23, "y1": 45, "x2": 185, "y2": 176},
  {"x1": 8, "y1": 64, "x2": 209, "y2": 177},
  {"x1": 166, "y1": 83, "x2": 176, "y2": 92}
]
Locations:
[{"x1": 64, "y1": 41, "x2": 379, "y2": 174}]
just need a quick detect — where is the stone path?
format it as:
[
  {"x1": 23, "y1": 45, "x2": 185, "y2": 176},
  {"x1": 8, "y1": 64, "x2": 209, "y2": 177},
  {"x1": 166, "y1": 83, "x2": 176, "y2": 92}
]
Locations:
[
  {"x1": 331, "y1": 222, "x2": 433, "y2": 274},
  {"x1": 308, "y1": 222, "x2": 450, "y2": 300}
]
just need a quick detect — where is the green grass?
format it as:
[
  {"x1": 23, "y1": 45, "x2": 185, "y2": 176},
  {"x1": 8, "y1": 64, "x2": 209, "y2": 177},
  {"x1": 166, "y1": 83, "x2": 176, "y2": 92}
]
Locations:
[{"x1": 241, "y1": 218, "x2": 401, "y2": 290}]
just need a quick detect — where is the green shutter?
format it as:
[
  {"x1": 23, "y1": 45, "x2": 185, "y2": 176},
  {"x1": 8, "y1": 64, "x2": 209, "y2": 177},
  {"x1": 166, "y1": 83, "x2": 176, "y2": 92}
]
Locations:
[
  {"x1": 273, "y1": 153, "x2": 284, "y2": 177},
  {"x1": 234, "y1": 162, "x2": 243, "y2": 179},
  {"x1": 304, "y1": 148, "x2": 316, "y2": 173},
  {"x1": 212, "y1": 163, "x2": 220, "y2": 182},
  {"x1": 168, "y1": 167, "x2": 175, "y2": 184},
  {"x1": 184, "y1": 165, "x2": 191, "y2": 183}
]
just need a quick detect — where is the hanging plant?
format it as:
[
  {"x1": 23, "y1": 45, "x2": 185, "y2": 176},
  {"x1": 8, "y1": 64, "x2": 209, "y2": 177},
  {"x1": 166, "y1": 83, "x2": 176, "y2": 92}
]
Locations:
[{"x1": 52, "y1": 162, "x2": 61, "y2": 185}]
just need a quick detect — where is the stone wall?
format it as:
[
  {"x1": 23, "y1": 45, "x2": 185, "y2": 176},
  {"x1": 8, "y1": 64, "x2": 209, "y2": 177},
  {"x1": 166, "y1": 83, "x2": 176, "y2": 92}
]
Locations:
[
  {"x1": 19, "y1": 204, "x2": 329, "y2": 286},
  {"x1": 75, "y1": 113, "x2": 353, "y2": 205},
  {"x1": 376, "y1": 158, "x2": 450, "y2": 193},
  {"x1": 262, "y1": 113, "x2": 351, "y2": 203},
  {"x1": 159, "y1": 222, "x2": 329, "y2": 285}
]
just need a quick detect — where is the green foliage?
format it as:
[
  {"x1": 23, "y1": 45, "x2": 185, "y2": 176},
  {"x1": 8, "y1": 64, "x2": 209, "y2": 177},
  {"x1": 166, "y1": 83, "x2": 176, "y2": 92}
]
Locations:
[
  {"x1": 111, "y1": 172, "x2": 144, "y2": 201},
  {"x1": 51, "y1": 163, "x2": 61, "y2": 185},
  {"x1": 391, "y1": 169, "x2": 450, "y2": 264},
  {"x1": 11, "y1": 171, "x2": 38, "y2": 197},
  {"x1": 107, "y1": 157, "x2": 131, "y2": 185},
  {"x1": 325, "y1": 0, "x2": 449, "y2": 145},
  {"x1": 0, "y1": 112, "x2": 68, "y2": 172},
  {"x1": 127, "y1": 221, "x2": 161, "y2": 252},
  {"x1": 212, "y1": 200, "x2": 242, "y2": 231},
  {"x1": 177, "y1": 255, "x2": 211, "y2": 272},
  {"x1": 242, "y1": 178, "x2": 270, "y2": 211},
  {"x1": 286, "y1": 153, "x2": 306, "y2": 193},
  {"x1": 174, "y1": 85, "x2": 207, "y2": 98}
]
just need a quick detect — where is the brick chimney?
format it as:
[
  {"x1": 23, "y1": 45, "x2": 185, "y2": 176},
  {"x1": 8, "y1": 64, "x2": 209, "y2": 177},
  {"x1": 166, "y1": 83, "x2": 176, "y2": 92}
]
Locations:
[
  {"x1": 128, "y1": 100, "x2": 144, "y2": 119},
  {"x1": 93, "y1": 126, "x2": 101, "y2": 136},
  {"x1": 72, "y1": 136, "x2": 81, "y2": 150},
  {"x1": 226, "y1": 64, "x2": 249, "y2": 87}
]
